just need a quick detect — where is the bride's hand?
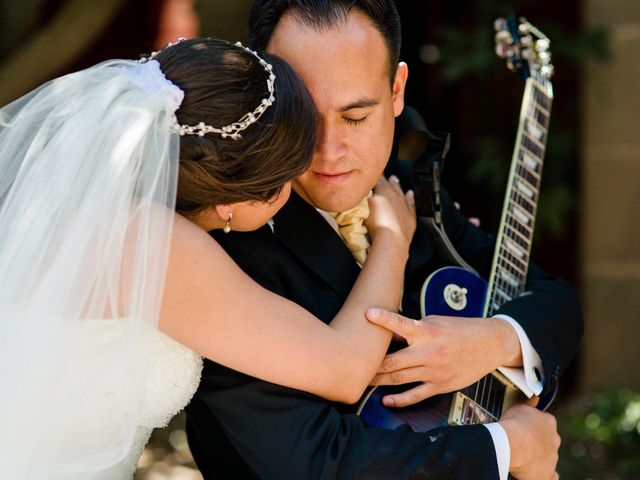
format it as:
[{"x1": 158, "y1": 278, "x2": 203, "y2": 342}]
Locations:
[{"x1": 365, "y1": 175, "x2": 416, "y2": 251}]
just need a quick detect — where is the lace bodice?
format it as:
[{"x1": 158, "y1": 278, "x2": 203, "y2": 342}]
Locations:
[
  {"x1": 9, "y1": 319, "x2": 202, "y2": 479},
  {"x1": 128, "y1": 326, "x2": 203, "y2": 475},
  {"x1": 34, "y1": 320, "x2": 203, "y2": 479}
]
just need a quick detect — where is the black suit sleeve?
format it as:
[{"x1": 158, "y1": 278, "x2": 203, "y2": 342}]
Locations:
[
  {"x1": 191, "y1": 378, "x2": 498, "y2": 480},
  {"x1": 437, "y1": 188, "x2": 584, "y2": 397}
]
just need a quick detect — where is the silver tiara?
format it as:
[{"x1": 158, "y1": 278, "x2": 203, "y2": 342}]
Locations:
[{"x1": 141, "y1": 38, "x2": 276, "y2": 140}]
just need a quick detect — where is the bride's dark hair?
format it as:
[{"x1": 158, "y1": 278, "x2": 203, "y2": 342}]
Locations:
[{"x1": 155, "y1": 38, "x2": 318, "y2": 214}]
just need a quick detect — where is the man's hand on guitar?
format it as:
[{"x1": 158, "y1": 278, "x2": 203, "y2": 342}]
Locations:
[
  {"x1": 366, "y1": 308, "x2": 523, "y2": 407},
  {"x1": 499, "y1": 403, "x2": 560, "y2": 480}
]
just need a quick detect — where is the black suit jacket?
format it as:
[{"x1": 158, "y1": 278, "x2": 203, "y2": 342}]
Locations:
[{"x1": 186, "y1": 181, "x2": 582, "y2": 479}]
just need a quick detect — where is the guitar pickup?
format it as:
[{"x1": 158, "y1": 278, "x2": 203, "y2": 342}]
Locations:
[{"x1": 448, "y1": 392, "x2": 496, "y2": 426}]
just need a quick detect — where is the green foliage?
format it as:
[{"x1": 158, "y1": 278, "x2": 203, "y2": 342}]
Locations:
[{"x1": 558, "y1": 389, "x2": 640, "y2": 480}]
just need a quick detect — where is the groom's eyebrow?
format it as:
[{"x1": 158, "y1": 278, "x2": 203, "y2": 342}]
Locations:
[{"x1": 337, "y1": 98, "x2": 380, "y2": 112}]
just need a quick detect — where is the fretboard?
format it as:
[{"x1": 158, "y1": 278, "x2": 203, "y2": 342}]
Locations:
[{"x1": 484, "y1": 77, "x2": 553, "y2": 316}]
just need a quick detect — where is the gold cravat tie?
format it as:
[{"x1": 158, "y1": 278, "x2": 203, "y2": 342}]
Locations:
[{"x1": 331, "y1": 197, "x2": 370, "y2": 265}]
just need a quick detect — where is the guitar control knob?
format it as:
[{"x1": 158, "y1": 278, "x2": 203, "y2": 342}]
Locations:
[{"x1": 444, "y1": 284, "x2": 468, "y2": 311}]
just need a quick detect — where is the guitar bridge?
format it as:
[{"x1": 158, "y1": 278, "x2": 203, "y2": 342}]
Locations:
[{"x1": 448, "y1": 392, "x2": 496, "y2": 425}]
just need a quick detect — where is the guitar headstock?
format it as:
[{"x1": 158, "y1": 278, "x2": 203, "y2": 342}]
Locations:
[{"x1": 494, "y1": 16, "x2": 554, "y2": 87}]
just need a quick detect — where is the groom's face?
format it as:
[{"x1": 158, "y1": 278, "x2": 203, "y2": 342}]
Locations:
[{"x1": 267, "y1": 9, "x2": 407, "y2": 212}]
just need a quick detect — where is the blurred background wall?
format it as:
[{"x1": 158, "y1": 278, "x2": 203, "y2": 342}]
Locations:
[
  {"x1": 1, "y1": 1, "x2": 638, "y2": 478},
  {"x1": 581, "y1": 0, "x2": 640, "y2": 391}
]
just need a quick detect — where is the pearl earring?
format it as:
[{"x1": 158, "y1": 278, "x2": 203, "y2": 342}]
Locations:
[{"x1": 223, "y1": 212, "x2": 233, "y2": 233}]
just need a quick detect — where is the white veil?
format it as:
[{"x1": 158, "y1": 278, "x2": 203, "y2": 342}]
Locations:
[{"x1": 0, "y1": 58, "x2": 183, "y2": 478}]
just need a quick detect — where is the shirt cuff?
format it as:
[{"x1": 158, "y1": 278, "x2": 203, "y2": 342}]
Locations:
[
  {"x1": 483, "y1": 422, "x2": 510, "y2": 480},
  {"x1": 493, "y1": 314, "x2": 544, "y2": 397}
]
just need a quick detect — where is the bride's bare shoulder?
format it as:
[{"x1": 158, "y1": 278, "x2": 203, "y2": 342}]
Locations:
[{"x1": 171, "y1": 212, "x2": 226, "y2": 260}]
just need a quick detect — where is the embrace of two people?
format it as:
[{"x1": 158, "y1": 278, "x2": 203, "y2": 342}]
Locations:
[{"x1": 0, "y1": 1, "x2": 582, "y2": 479}]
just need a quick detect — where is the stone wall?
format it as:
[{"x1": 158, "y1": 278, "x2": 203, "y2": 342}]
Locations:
[{"x1": 581, "y1": 0, "x2": 640, "y2": 389}]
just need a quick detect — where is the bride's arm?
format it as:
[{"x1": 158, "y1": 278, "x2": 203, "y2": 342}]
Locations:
[{"x1": 160, "y1": 180, "x2": 414, "y2": 404}]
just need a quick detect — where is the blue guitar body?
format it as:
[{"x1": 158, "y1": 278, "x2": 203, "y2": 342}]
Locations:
[
  {"x1": 357, "y1": 267, "x2": 490, "y2": 432},
  {"x1": 418, "y1": 267, "x2": 487, "y2": 319}
]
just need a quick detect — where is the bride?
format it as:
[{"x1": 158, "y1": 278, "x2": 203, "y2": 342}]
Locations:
[{"x1": 0, "y1": 38, "x2": 414, "y2": 478}]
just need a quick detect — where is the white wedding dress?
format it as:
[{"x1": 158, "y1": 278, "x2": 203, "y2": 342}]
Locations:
[
  {"x1": 125, "y1": 324, "x2": 203, "y2": 476},
  {"x1": 32, "y1": 320, "x2": 203, "y2": 479}
]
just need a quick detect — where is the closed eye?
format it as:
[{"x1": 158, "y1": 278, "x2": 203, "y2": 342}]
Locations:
[{"x1": 343, "y1": 116, "x2": 368, "y2": 126}]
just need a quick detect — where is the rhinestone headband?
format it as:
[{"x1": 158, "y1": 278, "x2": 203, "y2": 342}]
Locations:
[{"x1": 141, "y1": 38, "x2": 276, "y2": 140}]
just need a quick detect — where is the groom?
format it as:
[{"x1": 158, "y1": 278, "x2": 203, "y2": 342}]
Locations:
[{"x1": 186, "y1": 1, "x2": 583, "y2": 478}]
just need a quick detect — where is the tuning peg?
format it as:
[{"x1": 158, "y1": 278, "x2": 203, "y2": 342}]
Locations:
[
  {"x1": 521, "y1": 47, "x2": 534, "y2": 60},
  {"x1": 495, "y1": 30, "x2": 513, "y2": 45},
  {"x1": 536, "y1": 38, "x2": 550, "y2": 52},
  {"x1": 494, "y1": 18, "x2": 508, "y2": 32},
  {"x1": 538, "y1": 51, "x2": 551, "y2": 63},
  {"x1": 495, "y1": 44, "x2": 509, "y2": 59}
]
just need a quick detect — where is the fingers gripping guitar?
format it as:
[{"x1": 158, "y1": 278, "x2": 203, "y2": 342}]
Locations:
[{"x1": 366, "y1": 308, "x2": 522, "y2": 408}]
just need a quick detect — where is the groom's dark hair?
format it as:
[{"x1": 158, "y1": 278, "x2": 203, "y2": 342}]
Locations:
[{"x1": 248, "y1": 0, "x2": 402, "y2": 84}]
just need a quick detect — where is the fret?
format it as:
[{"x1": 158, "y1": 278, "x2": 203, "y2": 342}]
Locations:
[
  {"x1": 515, "y1": 179, "x2": 535, "y2": 199},
  {"x1": 496, "y1": 263, "x2": 527, "y2": 284},
  {"x1": 511, "y1": 204, "x2": 533, "y2": 227},
  {"x1": 526, "y1": 107, "x2": 548, "y2": 131},
  {"x1": 494, "y1": 264, "x2": 526, "y2": 289},
  {"x1": 494, "y1": 275, "x2": 522, "y2": 301},
  {"x1": 500, "y1": 247, "x2": 529, "y2": 269},
  {"x1": 510, "y1": 189, "x2": 536, "y2": 212},
  {"x1": 491, "y1": 375, "x2": 504, "y2": 418},
  {"x1": 516, "y1": 163, "x2": 541, "y2": 185},
  {"x1": 511, "y1": 188, "x2": 537, "y2": 211},
  {"x1": 487, "y1": 375, "x2": 499, "y2": 416},
  {"x1": 497, "y1": 251, "x2": 527, "y2": 273},
  {"x1": 473, "y1": 374, "x2": 505, "y2": 421},
  {"x1": 493, "y1": 377, "x2": 506, "y2": 418},
  {"x1": 520, "y1": 150, "x2": 541, "y2": 172},
  {"x1": 488, "y1": 286, "x2": 511, "y2": 315},
  {"x1": 531, "y1": 84, "x2": 552, "y2": 112},
  {"x1": 521, "y1": 136, "x2": 544, "y2": 159},
  {"x1": 514, "y1": 180, "x2": 539, "y2": 203},
  {"x1": 499, "y1": 269, "x2": 520, "y2": 288},
  {"x1": 504, "y1": 222, "x2": 531, "y2": 247},
  {"x1": 493, "y1": 286, "x2": 513, "y2": 303},
  {"x1": 504, "y1": 238, "x2": 526, "y2": 258},
  {"x1": 506, "y1": 214, "x2": 533, "y2": 237},
  {"x1": 479, "y1": 376, "x2": 487, "y2": 421},
  {"x1": 496, "y1": 267, "x2": 526, "y2": 298},
  {"x1": 533, "y1": 89, "x2": 552, "y2": 112},
  {"x1": 522, "y1": 128, "x2": 545, "y2": 150},
  {"x1": 483, "y1": 379, "x2": 492, "y2": 418},
  {"x1": 493, "y1": 273, "x2": 524, "y2": 300},
  {"x1": 530, "y1": 105, "x2": 550, "y2": 130},
  {"x1": 493, "y1": 274, "x2": 518, "y2": 294},
  {"x1": 499, "y1": 268, "x2": 522, "y2": 289},
  {"x1": 473, "y1": 378, "x2": 480, "y2": 405},
  {"x1": 524, "y1": 118, "x2": 546, "y2": 143}
]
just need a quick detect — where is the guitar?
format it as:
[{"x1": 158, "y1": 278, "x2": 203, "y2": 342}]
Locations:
[{"x1": 357, "y1": 16, "x2": 555, "y2": 432}]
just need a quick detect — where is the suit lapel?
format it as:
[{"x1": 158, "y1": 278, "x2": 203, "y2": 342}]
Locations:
[{"x1": 273, "y1": 192, "x2": 360, "y2": 300}]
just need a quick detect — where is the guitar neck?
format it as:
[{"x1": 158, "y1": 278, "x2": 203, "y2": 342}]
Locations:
[{"x1": 484, "y1": 77, "x2": 553, "y2": 316}]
